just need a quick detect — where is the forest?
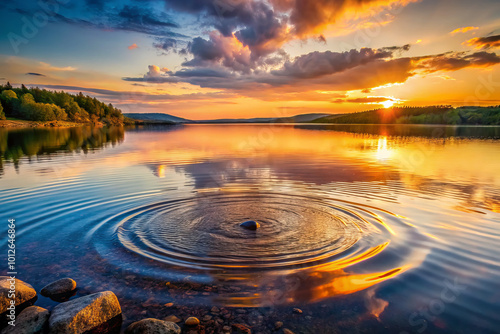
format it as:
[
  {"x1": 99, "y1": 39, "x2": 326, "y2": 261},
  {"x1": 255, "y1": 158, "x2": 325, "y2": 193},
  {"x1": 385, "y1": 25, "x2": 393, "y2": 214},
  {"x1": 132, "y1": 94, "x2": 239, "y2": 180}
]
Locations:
[
  {"x1": 312, "y1": 106, "x2": 500, "y2": 125},
  {"x1": 0, "y1": 82, "x2": 126, "y2": 125}
]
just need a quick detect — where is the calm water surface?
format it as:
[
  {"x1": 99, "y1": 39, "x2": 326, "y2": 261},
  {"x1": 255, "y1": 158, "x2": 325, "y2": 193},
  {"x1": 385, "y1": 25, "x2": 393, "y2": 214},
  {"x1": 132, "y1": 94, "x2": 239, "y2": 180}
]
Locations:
[{"x1": 0, "y1": 124, "x2": 499, "y2": 333}]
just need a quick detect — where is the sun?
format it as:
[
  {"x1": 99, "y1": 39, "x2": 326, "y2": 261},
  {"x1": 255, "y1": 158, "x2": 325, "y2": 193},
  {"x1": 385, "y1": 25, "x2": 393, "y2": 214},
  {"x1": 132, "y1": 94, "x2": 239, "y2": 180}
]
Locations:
[{"x1": 382, "y1": 100, "x2": 395, "y2": 108}]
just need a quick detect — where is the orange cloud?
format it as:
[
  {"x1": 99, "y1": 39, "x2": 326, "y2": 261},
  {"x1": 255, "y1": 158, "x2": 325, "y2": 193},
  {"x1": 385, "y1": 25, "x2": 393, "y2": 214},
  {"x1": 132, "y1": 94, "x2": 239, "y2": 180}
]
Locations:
[
  {"x1": 128, "y1": 43, "x2": 138, "y2": 50},
  {"x1": 465, "y1": 34, "x2": 500, "y2": 49},
  {"x1": 275, "y1": 0, "x2": 420, "y2": 37},
  {"x1": 450, "y1": 26, "x2": 479, "y2": 35}
]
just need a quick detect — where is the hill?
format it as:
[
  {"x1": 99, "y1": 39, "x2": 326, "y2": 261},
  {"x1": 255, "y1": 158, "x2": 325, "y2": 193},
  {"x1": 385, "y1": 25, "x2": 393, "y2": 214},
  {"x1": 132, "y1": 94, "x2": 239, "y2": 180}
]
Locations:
[
  {"x1": 273, "y1": 113, "x2": 334, "y2": 123},
  {"x1": 196, "y1": 113, "x2": 333, "y2": 123},
  {"x1": 124, "y1": 113, "x2": 190, "y2": 123}
]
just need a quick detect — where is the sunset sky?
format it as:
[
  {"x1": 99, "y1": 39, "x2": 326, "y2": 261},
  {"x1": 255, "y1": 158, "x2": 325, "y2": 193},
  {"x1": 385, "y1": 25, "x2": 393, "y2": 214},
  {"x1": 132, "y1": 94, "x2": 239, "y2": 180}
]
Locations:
[{"x1": 1, "y1": 0, "x2": 500, "y2": 120}]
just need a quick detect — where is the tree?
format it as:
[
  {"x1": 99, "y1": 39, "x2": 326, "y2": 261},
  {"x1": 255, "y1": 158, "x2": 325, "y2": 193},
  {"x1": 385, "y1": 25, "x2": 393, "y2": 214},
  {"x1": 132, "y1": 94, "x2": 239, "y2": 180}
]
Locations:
[
  {"x1": 0, "y1": 103, "x2": 5, "y2": 120},
  {"x1": 21, "y1": 84, "x2": 29, "y2": 94},
  {"x1": 0, "y1": 83, "x2": 125, "y2": 124},
  {"x1": 0, "y1": 90, "x2": 19, "y2": 117}
]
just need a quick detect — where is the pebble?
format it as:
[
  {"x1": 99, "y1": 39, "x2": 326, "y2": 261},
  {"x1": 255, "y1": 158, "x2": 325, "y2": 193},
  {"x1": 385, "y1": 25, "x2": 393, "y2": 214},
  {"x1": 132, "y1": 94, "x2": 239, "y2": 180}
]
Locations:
[
  {"x1": 274, "y1": 321, "x2": 283, "y2": 329},
  {"x1": 293, "y1": 308, "x2": 302, "y2": 314},
  {"x1": 185, "y1": 317, "x2": 200, "y2": 326},
  {"x1": 231, "y1": 323, "x2": 251, "y2": 334},
  {"x1": 240, "y1": 220, "x2": 260, "y2": 230},
  {"x1": 40, "y1": 278, "x2": 77, "y2": 298},
  {"x1": 164, "y1": 315, "x2": 181, "y2": 323},
  {"x1": 283, "y1": 329, "x2": 295, "y2": 334}
]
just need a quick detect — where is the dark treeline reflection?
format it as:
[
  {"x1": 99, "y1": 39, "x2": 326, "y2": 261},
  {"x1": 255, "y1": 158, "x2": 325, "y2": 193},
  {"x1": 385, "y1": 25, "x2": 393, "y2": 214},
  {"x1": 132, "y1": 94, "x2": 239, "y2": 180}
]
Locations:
[
  {"x1": 0, "y1": 126, "x2": 124, "y2": 174},
  {"x1": 296, "y1": 124, "x2": 500, "y2": 138}
]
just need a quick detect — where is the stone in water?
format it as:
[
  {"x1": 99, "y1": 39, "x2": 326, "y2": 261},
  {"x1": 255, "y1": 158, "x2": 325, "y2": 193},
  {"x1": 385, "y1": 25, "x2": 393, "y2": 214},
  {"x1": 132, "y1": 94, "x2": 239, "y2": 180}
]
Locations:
[{"x1": 240, "y1": 220, "x2": 260, "y2": 230}]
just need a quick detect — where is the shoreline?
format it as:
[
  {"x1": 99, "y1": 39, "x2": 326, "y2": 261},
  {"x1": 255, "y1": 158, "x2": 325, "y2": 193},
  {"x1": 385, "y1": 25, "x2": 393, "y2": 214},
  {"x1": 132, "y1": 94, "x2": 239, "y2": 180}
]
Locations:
[{"x1": 0, "y1": 119, "x2": 98, "y2": 129}]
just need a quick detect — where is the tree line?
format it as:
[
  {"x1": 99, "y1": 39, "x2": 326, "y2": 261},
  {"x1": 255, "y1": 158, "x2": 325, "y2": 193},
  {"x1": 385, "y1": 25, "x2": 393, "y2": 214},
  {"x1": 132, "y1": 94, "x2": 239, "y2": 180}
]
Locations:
[
  {"x1": 312, "y1": 105, "x2": 500, "y2": 125},
  {"x1": 0, "y1": 82, "x2": 125, "y2": 125}
]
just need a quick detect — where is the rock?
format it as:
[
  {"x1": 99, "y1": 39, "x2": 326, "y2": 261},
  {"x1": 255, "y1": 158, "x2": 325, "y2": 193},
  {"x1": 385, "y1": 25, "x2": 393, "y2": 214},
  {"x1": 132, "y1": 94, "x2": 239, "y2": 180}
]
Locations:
[
  {"x1": 240, "y1": 220, "x2": 260, "y2": 230},
  {"x1": 210, "y1": 306, "x2": 220, "y2": 313},
  {"x1": 163, "y1": 315, "x2": 181, "y2": 323},
  {"x1": 125, "y1": 318, "x2": 181, "y2": 334},
  {"x1": 222, "y1": 326, "x2": 231, "y2": 332},
  {"x1": 231, "y1": 323, "x2": 251, "y2": 334},
  {"x1": 274, "y1": 321, "x2": 283, "y2": 329},
  {"x1": 185, "y1": 317, "x2": 200, "y2": 327},
  {"x1": 292, "y1": 308, "x2": 302, "y2": 314},
  {"x1": 40, "y1": 278, "x2": 77, "y2": 298},
  {"x1": 0, "y1": 306, "x2": 48, "y2": 334},
  {"x1": 283, "y1": 329, "x2": 294, "y2": 334},
  {"x1": 48, "y1": 291, "x2": 121, "y2": 333},
  {"x1": 202, "y1": 315, "x2": 212, "y2": 321},
  {"x1": 0, "y1": 277, "x2": 37, "y2": 314},
  {"x1": 164, "y1": 303, "x2": 174, "y2": 308}
]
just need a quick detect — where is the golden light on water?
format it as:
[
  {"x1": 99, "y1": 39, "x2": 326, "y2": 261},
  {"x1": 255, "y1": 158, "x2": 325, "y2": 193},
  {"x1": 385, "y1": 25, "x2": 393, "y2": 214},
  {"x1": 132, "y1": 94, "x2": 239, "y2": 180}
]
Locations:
[{"x1": 376, "y1": 136, "x2": 393, "y2": 161}]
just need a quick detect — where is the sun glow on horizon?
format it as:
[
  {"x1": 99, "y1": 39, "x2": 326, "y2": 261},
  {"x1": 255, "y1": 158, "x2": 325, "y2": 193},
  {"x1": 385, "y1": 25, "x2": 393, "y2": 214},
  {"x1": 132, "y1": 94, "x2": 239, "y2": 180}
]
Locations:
[{"x1": 381, "y1": 100, "x2": 396, "y2": 108}]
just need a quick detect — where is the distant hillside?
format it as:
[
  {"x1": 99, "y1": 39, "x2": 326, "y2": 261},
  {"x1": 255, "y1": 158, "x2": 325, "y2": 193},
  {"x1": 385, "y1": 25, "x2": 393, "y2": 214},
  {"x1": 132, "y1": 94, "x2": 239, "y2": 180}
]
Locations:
[
  {"x1": 196, "y1": 117, "x2": 276, "y2": 123},
  {"x1": 124, "y1": 113, "x2": 191, "y2": 123},
  {"x1": 197, "y1": 113, "x2": 333, "y2": 123},
  {"x1": 124, "y1": 107, "x2": 500, "y2": 125},
  {"x1": 311, "y1": 106, "x2": 500, "y2": 125},
  {"x1": 274, "y1": 113, "x2": 334, "y2": 123}
]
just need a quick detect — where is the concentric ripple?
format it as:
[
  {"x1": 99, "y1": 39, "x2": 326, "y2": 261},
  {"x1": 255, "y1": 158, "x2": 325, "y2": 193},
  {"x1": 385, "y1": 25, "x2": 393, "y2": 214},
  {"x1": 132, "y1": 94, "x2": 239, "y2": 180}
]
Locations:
[
  {"x1": 86, "y1": 191, "x2": 430, "y2": 306},
  {"x1": 90, "y1": 192, "x2": 408, "y2": 274}
]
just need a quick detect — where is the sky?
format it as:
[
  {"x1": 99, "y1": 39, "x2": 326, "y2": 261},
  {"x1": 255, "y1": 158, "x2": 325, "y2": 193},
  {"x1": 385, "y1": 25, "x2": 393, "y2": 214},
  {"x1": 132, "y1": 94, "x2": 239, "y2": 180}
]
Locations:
[{"x1": 0, "y1": 0, "x2": 500, "y2": 120}]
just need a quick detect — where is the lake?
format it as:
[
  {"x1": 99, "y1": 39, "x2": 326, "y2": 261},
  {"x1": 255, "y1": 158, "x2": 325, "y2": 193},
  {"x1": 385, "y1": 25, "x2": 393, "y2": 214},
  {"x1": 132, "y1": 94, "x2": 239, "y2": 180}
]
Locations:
[{"x1": 1, "y1": 124, "x2": 499, "y2": 333}]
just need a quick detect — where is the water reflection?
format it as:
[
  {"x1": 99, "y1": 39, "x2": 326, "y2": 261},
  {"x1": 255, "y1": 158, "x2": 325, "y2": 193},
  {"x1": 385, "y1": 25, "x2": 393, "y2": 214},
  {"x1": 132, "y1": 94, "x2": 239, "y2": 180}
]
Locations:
[
  {"x1": 297, "y1": 123, "x2": 500, "y2": 138},
  {"x1": 0, "y1": 126, "x2": 124, "y2": 177},
  {"x1": 0, "y1": 124, "x2": 499, "y2": 333}
]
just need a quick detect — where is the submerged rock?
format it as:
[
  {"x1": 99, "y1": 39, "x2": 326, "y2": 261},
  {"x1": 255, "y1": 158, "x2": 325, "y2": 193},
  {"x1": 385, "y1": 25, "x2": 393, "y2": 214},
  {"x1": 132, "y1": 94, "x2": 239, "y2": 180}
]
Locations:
[
  {"x1": 163, "y1": 315, "x2": 181, "y2": 323},
  {"x1": 41, "y1": 278, "x2": 77, "y2": 298},
  {"x1": 231, "y1": 323, "x2": 251, "y2": 334},
  {"x1": 48, "y1": 291, "x2": 121, "y2": 334},
  {"x1": 0, "y1": 306, "x2": 49, "y2": 334},
  {"x1": 0, "y1": 277, "x2": 37, "y2": 314},
  {"x1": 184, "y1": 317, "x2": 200, "y2": 327},
  {"x1": 125, "y1": 318, "x2": 181, "y2": 334},
  {"x1": 240, "y1": 220, "x2": 260, "y2": 230}
]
